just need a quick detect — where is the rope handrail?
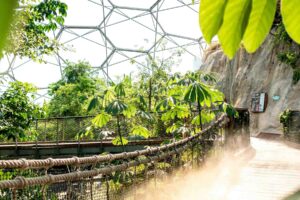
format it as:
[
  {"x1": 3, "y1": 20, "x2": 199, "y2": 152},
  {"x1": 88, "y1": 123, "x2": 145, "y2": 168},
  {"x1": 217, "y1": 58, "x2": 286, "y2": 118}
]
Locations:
[
  {"x1": 0, "y1": 115, "x2": 226, "y2": 170},
  {"x1": 0, "y1": 147, "x2": 187, "y2": 190}
]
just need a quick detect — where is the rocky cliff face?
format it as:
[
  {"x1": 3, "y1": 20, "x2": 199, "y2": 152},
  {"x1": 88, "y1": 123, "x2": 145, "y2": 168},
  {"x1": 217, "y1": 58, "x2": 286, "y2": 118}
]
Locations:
[{"x1": 201, "y1": 36, "x2": 300, "y2": 136}]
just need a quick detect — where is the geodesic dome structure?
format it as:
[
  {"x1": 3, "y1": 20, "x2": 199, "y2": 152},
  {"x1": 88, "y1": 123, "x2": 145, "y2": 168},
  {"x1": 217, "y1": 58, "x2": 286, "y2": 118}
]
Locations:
[{"x1": 0, "y1": 0, "x2": 205, "y2": 101}]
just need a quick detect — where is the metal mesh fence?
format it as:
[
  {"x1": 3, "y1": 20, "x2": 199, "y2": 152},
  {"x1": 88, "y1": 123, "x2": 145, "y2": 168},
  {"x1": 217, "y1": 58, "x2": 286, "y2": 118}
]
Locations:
[
  {"x1": 0, "y1": 116, "x2": 227, "y2": 200},
  {"x1": 20, "y1": 114, "x2": 167, "y2": 143}
]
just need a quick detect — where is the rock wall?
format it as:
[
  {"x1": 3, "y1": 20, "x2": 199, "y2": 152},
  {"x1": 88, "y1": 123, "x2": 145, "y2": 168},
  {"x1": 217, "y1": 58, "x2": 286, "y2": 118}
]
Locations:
[{"x1": 201, "y1": 36, "x2": 300, "y2": 136}]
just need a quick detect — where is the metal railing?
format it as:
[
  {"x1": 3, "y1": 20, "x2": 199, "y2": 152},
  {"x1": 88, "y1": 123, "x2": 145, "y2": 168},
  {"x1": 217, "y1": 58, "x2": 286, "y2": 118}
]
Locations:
[{"x1": 0, "y1": 115, "x2": 227, "y2": 200}]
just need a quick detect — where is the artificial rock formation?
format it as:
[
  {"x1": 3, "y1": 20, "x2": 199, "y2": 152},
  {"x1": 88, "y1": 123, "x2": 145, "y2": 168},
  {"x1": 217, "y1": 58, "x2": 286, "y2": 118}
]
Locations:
[{"x1": 201, "y1": 36, "x2": 300, "y2": 136}]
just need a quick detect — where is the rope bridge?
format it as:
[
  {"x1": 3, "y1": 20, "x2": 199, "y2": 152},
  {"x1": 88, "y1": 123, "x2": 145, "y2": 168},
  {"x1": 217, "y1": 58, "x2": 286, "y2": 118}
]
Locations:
[{"x1": 0, "y1": 115, "x2": 227, "y2": 200}]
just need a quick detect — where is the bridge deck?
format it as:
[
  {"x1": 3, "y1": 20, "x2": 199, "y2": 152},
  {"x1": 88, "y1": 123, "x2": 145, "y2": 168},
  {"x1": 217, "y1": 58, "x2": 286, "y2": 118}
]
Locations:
[
  {"x1": 227, "y1": 137, "x2": 300, "y2": 200},
  {"x1": 144, "y1": 137, "x2": 300, "y2": 200}
]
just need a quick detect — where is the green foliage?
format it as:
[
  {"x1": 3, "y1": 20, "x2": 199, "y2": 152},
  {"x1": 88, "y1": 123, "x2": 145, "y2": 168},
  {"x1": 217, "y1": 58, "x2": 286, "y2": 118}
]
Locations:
[
  {"x1": 3, "y1": 0, "x2": 68, "y2": 61},
  {"x1": 105, "y1": 100, "x2": 128, "y2": 116},
  {"x1": 48, "y1": 61, "x2": 98, "y2": 116},
  {"x1": 275, "y1": 40, "x2": 300, "y2": 85},
  {"x1": 274, "y1": 21, "x2": 300, "y2": 85},
  {"x1": 199, "y1": 0, "x2": 300, "y2": 58},
  {"x1": 161, "y1": 105, "x2": 190, "y2": 121},
  {"x1": 122, "y1": 104, "x2": 136, "y2": 118},
  {"x1": 222, "y1": 102, "x2": 239, "y2": 118},
  {"x1": 87, "y1": 96, "x2": 100, "y2": 112},
  {"x1": 0, "y1": 81, "x2": 41, "y2": 141},
  {"x1": 277, "y1": 51, "x2": 300, "y2": 68},
  {"x1": 112, "y1": 136, "x2": 128, "y2": 146},
  {"x1": 192, "y1": 111, "x2": 216, "y2": 125},
  {"x1": 243, "y1": 0, "x2": 277, "y2": 52},
  {"x1": 199, "y1": 0, "x2": 227, "y2": 43},
  {"x1": 92, "y1": 112, "x2": 112, "y2": 128},
  {"x1": 114, "y1": 82, "x2": 126, "y2": 97},
  {"x1": 218, "y1": 0, "x2": 252, "y2": 59},
  {"x1": 280, "y1": 109, "x2": 291, "y2": 133},
  {"x1": 136, "y1": 110, "x2": 154, "y2": 121},
  {"x1": 292, "y1": 68, "x2": 300, "y2": 84},
  {"x1": 281, "y1": 0, "x2": 300, "y2": 44},
  {"x1": 184, "y1": 82, "x2": 215, "y2": 107},
  {"x1": 130, "y1": 125, "x2": 150, "y2": 139},
  {"x1": 85, "y1": 63, "x2": 227, "y2": 147},
  {"x1": 0, "y1": 0, "x2": 17, "y2": 56},
  {"x1": 274, "y1": 22, "x2": 293, "y2": 45},
  {"x1": 155, "y1": 96, "x2": 177, "y2": 112}
]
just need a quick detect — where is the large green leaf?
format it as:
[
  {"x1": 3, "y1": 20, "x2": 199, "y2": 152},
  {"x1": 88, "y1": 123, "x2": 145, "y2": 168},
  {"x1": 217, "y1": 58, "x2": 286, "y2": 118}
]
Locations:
[
  {"x1": 243, "y1": 0, "x2": 277, "y2": 52},
  {"x1": 192, "y1": 111, "x2": 215, "y2": 125},
  {"x1": 130, "y1": 126, "x2": 150, "y2": 139},
  {"x1": 122, "y1": 104, "x2": 136, "y2": 118},
  {"x1": 87, "y1": 96, "x2": 100, "y2": 111},
  {"x1": 161, "y1": 105, "x2": 190, "y2": 121},
  {"x1": 199, "y1": 0, "x2": 227, "y2": 43},
  {"x1": 138, "y1": 94, "x2": 147, "y2": 108},
  {"x1": 112, "y1": 136, "x2": 128, "y2": 146},
  {"x1": 155, "y1": 96, "x2": 177, "y2": 111},
  {"x1": 92, "y1": 112, "x2": 112, "y2": 128},
  {"x1": 184, "y1": 82, "x2": 212, "y2": 106},
  {"x1": 114, "y1": 82, "x2": 126, "y2": 97},
  {"x1": 105, "y1": 100, "x2": 128, "y2": 115},
  {"x1": 222, "y1": 103, "x2": 239, "y2": 118},
  {"x1": 136, "y1": 110, "x2": 154, "y2": 121},
  {"x1": 103, "y1": 89, "x2": 115, "y2": 106},
  {"x1": 218, "y1": 0, "x2": 252, "y2": 59},
  {"x1": 281, "y1": 0, "x2": 300, "y2": 44},
  {"x1": 0, "y1": 0, "x2": 17, "y2": 55}
]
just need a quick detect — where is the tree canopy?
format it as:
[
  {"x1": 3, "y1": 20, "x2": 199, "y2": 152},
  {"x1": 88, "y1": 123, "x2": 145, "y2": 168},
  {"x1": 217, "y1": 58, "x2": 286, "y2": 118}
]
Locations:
[
  {"x1": 47, "y1": 61, "x2": 100, "y2": 116},
  {"x1": 0, "y1": 81, "x2": 41, "y2": 141},
  {"x1": 1, "y1": 0, "x2": 68, "y2": 61}
]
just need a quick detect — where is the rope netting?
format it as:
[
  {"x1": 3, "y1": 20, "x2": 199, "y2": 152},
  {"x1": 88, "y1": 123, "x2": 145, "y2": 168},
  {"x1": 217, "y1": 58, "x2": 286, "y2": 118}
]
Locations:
[{"x1": 0, "y1": 115, "x2": 227, "y2": 200}]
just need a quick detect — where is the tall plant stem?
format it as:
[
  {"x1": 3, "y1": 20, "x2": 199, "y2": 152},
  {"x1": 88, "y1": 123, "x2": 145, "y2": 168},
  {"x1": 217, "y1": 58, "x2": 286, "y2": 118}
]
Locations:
[
  {"x1": 197, "y1": 100, "x2": 203, "y2": 130},
  {"x1": 148, "y1": 78, "x2": 152, "y2": 112},
  {"x1": 117, "y1": 115, "x2": 125, "y2": 152}
]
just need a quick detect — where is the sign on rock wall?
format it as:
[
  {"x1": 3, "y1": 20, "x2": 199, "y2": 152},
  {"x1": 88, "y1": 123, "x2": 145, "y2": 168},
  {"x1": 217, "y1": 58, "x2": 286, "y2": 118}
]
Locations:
[{"x1": 251, "y1": 93, "x2": 268, "y2": 113}]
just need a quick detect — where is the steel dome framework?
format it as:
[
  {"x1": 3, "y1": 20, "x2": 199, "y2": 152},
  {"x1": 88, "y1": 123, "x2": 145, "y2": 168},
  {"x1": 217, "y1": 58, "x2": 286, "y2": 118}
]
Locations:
[{"x1": 0, "y1": 0, "x2": 205, "y2": 101}]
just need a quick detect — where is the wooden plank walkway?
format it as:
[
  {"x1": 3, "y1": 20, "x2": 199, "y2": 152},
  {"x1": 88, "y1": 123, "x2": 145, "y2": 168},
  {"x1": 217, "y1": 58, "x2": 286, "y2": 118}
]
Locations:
[
  {"x1": 141, "y1": 137, "x2": 300, "y2": 200},
  {"x1": 227, "y1": 137, "x2": 300, "y2": 200}
]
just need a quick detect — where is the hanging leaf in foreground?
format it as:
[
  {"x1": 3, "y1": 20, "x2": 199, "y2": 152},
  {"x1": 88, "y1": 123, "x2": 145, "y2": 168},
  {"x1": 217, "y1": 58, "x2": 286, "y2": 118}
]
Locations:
[
  {"x1": 199, "y1": 0, "x2": 227, "y2": 43},
  {"x1": 243, "y1": 0, "x2": 277, "y2": 53},
  {"x1": 218, "y1": 0, "x2": 252, "y2": 59},
  {"x1": 281, "y1": 0, "x2": 300, "y2": 44},
  {"x1": 0, "y1": 0, "x2": 17, "y2": 56}
]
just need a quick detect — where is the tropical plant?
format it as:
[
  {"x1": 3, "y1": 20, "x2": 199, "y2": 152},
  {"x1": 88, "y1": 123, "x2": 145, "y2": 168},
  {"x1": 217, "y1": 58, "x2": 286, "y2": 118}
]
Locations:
[
  {"x1": 47, "y1": 61, "x2": 100, "y2": 116},
  {"x1": 2, "y1": 0, "x2": 68, "y2": 61},
  {"x1": 199, "y1": 0, "x2": 300, "y2": 58},
  {"x1": 183, "y1": 72, "x2": 224, "y2": 129},
  {"x1": 0, "y1": 81, "x2": 42, "y2": 142},
  {"x1": 154, "y1": 71, "x2": 225, "y2": 141},
  {"x1": 88, "y1": 76, "x2": 152, "y2": 149}
]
